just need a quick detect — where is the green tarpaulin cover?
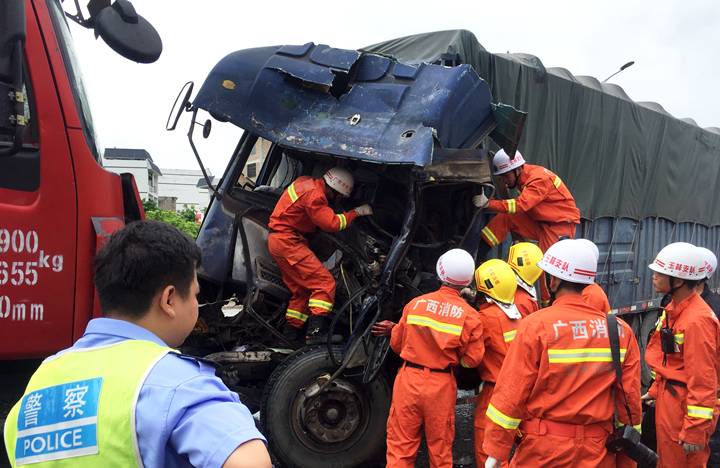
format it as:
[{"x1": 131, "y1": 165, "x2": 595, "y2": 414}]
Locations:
[{"x1": 365, "y1": 30, "x2": 720, "y2": 226}]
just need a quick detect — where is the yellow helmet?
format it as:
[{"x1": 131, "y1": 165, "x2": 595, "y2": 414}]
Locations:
[
  {"x1": 474, "y1": 259, "x2": 517, "y2": 305},
  {"x1": 507, "y1": 242, "x2": 544, "y2": 286}
]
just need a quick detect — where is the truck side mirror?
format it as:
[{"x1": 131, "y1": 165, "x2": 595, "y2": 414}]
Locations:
[
  {"x1": 0, "y1": 0, "x2": 27, "y2": 156},
  {"x1": 66, "y1": 0, "x2": 162, "y2": 63},
  {"x1": 92, "y1": 0, "x2": 162, "y2": 63}
]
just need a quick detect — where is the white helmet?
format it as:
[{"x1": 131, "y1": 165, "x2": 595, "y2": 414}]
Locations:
[
  {"x1": 697, "y1": 247, "x2": 717, "y2": 279},
  {"x1": 648, "y1": 242, "x2": 706, "y2": 281},
  {"x1": 575, "y1": 238, "x2": 600, "y2": 262},
  {"x1": 436, "y1": 249, "x2": 475, "y2": 286},
  {"x1": 537, "y1": 239, "x2": 597, "y2": 285},
  {"x1": 492, "y1": 149, "x2": 526, "y2": 176},
  {"x1": 323, "y1": 167, "x2": 354, "y2": 197}
]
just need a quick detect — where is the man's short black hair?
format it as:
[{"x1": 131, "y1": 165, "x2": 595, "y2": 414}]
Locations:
[
  {"x1": 93, "y1": 220, "x2": 201, "y2": 318},
  {"x1": 558, "y1": 280, "x2": 587, "y2": 293}
]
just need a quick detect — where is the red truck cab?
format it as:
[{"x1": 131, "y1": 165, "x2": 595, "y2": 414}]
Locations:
[{"x1": 0, "y1": 0, "x2": 160, "y2": 358}]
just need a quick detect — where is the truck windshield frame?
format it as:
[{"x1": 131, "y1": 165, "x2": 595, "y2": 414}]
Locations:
[{"x1": 46, "y1": 0, "x2": 101, "y2": 161}]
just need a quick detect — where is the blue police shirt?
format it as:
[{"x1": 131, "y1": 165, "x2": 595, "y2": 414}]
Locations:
[{"x1": 58, "y1": 318, "x2": 266, "y2": 467}]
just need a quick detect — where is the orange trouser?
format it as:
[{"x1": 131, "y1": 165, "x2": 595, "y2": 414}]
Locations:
[
  {"x1": 474, "y1": 382, "x2": 495, "y2": 466},
  {"x1": 655, "y1": 381, "x2": 715, "y2": 468},
  {"x1": 267, "y1": 232, "x2": 335, "y2": 328},
  {"x1": 511, "y1": 419, "x2": 614, "y2": 468},
  {"x1": 482, "y1": 212, "x2": 577, "y2": 303},
  {"x1": 386, "y1": 365, "x2": 456, "y2": 468}
]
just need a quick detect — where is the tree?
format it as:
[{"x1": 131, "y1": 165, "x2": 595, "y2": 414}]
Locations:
[{"x1": 142, "y1": 199, "x2": 199, "y2": 238}]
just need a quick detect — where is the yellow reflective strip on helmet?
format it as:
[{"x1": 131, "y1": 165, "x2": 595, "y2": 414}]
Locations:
[
  {"x1": 486, "y1": 404, "x2": 521, "y2": 430},
  {"x1": 688, "y1": 405, "x2": 714, "y2": 419},
  {"x1": 674, "y1": 333, "x2": 685, "y2": 345},
  {"x1": 288, "y1": 182, "x2": 299, "y2": 202},
  {"x1": 506, "y1": 199, "x2": 517, "y2": 214},
  {"x1": 503, "y1": 329, "x2": 517, "y2": 343},
  {"x1": 308, "y1": 299, "x2": 333, "y2": 312},
  {"x1": 548, "y1": 348, "x2": 626, "y2": 363},
  {"x1": 286, "y1": 309, "x2": 309, "y2": 322},
  {"x1": 482, "y1": 226, "x2": 500, "y2": 247},
  {"x1": 407, "y1": 314, "x2": 462, "y2": 336},
  {"x1": 553, "y1": 176, "x2": 562, "y2": 188},
  {"x1": 336, "y1": 213, "x2": 347, "y2": 230}
]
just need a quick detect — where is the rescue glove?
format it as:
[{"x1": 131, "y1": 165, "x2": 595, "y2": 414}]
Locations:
[
  {"x1": 472, "y1": 193, "x2": 489, "y2": 208},
  {"x1": 354, "y1": 204, "x2": 373, "y2": 216},
  {"x1": 371, "y1": 320, "x2": 396, "y2": 336}
]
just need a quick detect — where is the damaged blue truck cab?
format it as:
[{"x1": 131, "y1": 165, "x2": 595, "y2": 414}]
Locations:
[{"x1": 172, "y1": 42, "x2": 523, "y2": 467}]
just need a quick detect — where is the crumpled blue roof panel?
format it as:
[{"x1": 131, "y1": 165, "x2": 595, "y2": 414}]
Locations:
[{"x1": 193, "y1": 43, "x2": 495, "y2": 166}]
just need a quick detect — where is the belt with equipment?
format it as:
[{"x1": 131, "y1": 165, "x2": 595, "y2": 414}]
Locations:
[{"x1": 403, "y1": 361, "x2": 452, "y2": 373}]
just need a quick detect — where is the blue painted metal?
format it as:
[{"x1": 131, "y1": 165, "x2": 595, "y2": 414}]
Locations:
[{"x1": 192, "y1": 43, "x2": 497, "y2": 166}]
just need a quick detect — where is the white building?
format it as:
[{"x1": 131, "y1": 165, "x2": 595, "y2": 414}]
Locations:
[
  {"x1": 158, "y1": 168, "x2": 215, "y2": 212},
  {"x1": 103, "y1": 148, "x2": 162, "y2": 202}
]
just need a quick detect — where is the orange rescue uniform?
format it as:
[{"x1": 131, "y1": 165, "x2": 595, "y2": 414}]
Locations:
[
  {"x1": 387, "y1": 286, "x2": 485, "y2": 468},
  {"x1": 481, "y1": 164, "x2": 580, "y2": 302},
  {"x1": 483, "y1": 294, "x2": 642, "y2": 467},
  {"x1": 473, "y1": 301, "x2": 522, "y2": 464},
  {"x1": 268, "y1": 176, "x2": 358, "y2": 327},
  {"x1": 583, "y1": 282, "x2": 611, "y2": 313},
  {"x1": 645, "y1": 292, "x2": 720, "y2": 468},
  {"x1": 514, "y1": 287, "x2": 539, "y2": 318}
]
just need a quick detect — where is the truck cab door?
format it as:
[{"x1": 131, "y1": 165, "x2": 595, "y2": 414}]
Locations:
[{"x1": 0, "y1": 3, "x2": 78, "y2": 358}]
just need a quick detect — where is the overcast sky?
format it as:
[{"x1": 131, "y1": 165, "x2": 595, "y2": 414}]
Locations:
[{"x1": 69, "y1": 0, "x2": 720, "y2": 178}]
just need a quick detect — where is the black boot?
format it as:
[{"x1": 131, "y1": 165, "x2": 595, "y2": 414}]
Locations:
[
  {"x1": 305, "y1": 315, "x2": 342, "y2": 345},
  {"x1": 281, "y1": 323, "x2": 304, "y2": 348}
]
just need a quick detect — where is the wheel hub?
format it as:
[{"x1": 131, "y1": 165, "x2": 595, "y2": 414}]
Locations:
[{"x1": 295, "y1": 378, "x2": 365, "y2": 445}]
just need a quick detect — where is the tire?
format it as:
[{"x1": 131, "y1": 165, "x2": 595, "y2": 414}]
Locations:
[{"x1": 261, "y1": 346, "x2": 390, "y2": 468}]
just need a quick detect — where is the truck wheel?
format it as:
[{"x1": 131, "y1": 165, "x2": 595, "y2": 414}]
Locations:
[{"x1": 261, "y1": 346, "x2": 390, "y2": 468}]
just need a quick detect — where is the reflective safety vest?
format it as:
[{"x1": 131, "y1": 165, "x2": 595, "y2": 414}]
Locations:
[{"x1": 4, "y1": 340, "x2": 171, "y2": 467}]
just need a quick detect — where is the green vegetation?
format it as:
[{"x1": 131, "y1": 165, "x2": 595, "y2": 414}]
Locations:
[{"x1": 142, "y1": 199, "x2": 199, "y2": 238}]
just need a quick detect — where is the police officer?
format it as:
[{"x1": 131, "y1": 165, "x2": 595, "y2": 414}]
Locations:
[{"x1": 4, "y1": 221, "x2": 271, "y2": 468}]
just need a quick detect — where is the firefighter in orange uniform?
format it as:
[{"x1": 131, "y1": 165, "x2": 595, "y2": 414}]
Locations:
[
  {"x1": 643, "y1": 242, "x2": 720, "y2": 467},
  {"x1": 268, "y1": 167, "x2": 373, "y2": 344},
  {"x1": 483, "y1": 239, "x2": 642, "y2": 467},
  {"x1": 371, "y1": 249, "x2": 485, "y2": 468},
  {"x1": 506, "y1": 242, "x2": 542, "y2": 317},
  {"x1": 472, "y1": 150, "x2": 580, "y2": 304},
  {"x1": 472, "y1": 259, "x2": 522, "y2": 465}
]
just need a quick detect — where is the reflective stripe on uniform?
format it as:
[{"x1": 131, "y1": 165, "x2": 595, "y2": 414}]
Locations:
[
  {"x1": 506, "y1": 199, "x2": 517, "y2": 214},
  {"x1": 503, "y1": 330, "x2": 517, "y2": 343},
  {"x1": 336, "y1": 213, "x2": 347, "y2": 230},
  {"x1": 553, "y1": 176, "x2": 562, "y2": 189},
  {"x1": 286, "y1": 309, "x2": 309, "y2": 322},
  {"x1": 688, "y1": 405, "x2": 714, "y2": 419},
  {"x1": 288, "y1": 183, "x2": 299, "y2": 202},
  {"x1": 486, "y1": 403, "x2": 521, "y2": 430},
  {"x1": 650, "y1": 369, "x2": 656, "y2": 379},
  {"x1": 407, "y1": 314, "x2": 462, "y2": 336},
  {"x1": 548, "y1": 347, "x2": 626, "y2": 364},
  {"x1": 674, "y1": 333, "x2": 685, "y2": 345},
  {"x1": 482, "y1": 226, "x2": 500, "y2": 247},
  {"x1": 308, "y1": 299, "x2": 333, "y2": 312}
]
